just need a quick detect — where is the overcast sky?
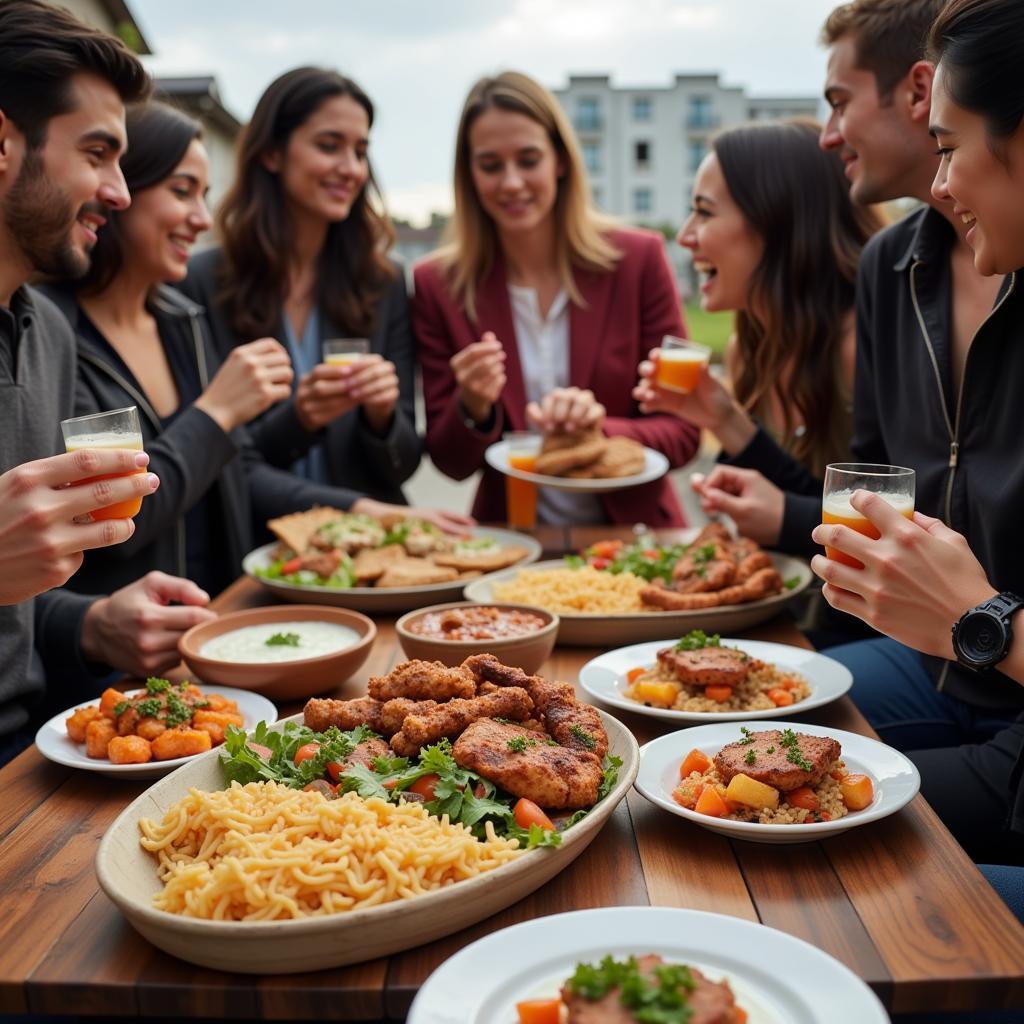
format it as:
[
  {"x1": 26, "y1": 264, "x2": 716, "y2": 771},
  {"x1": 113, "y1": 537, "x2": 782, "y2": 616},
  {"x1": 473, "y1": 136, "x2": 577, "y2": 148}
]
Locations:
[{"x1": 133, "y1": 0, "x2": 843, "y2": 224}]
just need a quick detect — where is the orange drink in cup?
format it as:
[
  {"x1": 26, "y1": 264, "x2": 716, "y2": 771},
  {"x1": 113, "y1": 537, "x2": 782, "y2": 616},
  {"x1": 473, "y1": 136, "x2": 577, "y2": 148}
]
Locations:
[
  {"x1": 822, "y1": 463, "x2": 915, "y2": 569},
  {"x1": 654, "y1": 336, "x2": 711, "y2": 394},
  {"x1": 505, "y1": 432, "x2": 541, "y2": 530},
  {"x1": 322, "y1": 338, "x2": 369, "y2": 367},
  {"x1": 60, "y1": 406, "x2": 146, "y2": 521}
]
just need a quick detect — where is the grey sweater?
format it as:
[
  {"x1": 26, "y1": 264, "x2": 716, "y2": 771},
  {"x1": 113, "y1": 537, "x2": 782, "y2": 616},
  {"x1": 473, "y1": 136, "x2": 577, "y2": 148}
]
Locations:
[{"x1": 0, "y1": 288, "x2": 100, "y2": 736}]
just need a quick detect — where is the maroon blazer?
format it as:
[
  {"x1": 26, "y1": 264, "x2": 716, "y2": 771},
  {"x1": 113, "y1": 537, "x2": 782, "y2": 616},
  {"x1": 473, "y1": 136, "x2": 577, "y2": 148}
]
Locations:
[{"x1": 412, "y1": 227, "x2": 699, "y2": 526}]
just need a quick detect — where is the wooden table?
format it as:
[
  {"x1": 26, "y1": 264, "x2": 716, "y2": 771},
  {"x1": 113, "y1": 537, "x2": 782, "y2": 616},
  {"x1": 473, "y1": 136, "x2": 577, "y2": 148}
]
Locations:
[{"x1": 2, "y1": 525, "x2": 1023, "y2": 1020}]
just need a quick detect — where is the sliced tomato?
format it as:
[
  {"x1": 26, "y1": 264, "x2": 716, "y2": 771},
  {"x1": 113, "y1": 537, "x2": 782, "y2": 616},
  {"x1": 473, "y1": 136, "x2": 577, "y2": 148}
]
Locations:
[
  {"x1": 513, "y1": 797, "x2": 555, "y2": 831},
  {"x1": 588, "y1": 539, "x2": 623, "y2": 560},
  {"x1": 409, "y1": 773, "x2": 441, "y2": 801},
  {"x1": 280, "y1": 556, "x2": 303, "y2": 575},
  {"x1": 294, "y1": 742, "x2": 320, "y2": 766},
  {"x1": 589, "y1": 556, "x2": 611, "y2": 570},
  {"x1": 473, "y1": 782, "x2": 487, "y2": 799},
  {"x1": 325, "y1": 760, "x2": 345, "y2": 783}
]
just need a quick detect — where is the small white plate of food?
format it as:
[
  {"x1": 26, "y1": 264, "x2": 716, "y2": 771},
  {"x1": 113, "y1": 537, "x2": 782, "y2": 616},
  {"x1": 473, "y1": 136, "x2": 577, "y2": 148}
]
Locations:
[
  {"x1": 94, "y1": 654, "x2": 639, "y2": 973},
  {"x1": 35, "y1": 679, "x2": 277, "y2": 780},
  {"x1": 634, "y1": 721, "x2": 920, "y2": 844},
  {"x1": 485, "y1": 431, "x2": 669, "y2": 493},
  {"x1": 466, "y1": 524, "x2": 811, "y2": 645},
  {"x1": 407, "y1": 905, "x2": 889, "y2": 1023},
  {"x1": 245, "y1": 508, "x2": 540, "y2": 613},
  {"x1": 579, "y1": 632, "x2": 852, "y2": 722}
]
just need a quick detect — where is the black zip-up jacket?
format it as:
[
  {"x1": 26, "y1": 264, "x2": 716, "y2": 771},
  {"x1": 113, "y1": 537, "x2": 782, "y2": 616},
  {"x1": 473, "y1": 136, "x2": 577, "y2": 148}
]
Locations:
[
  {"x1": 41, "y1": 284, "x2": 368, "y2": 597},
  {"x1": 182, "y1": 248, "x2": 421, "y2": 504},
  {"x1": 738, "y1": 206, "x2": 1023, "y2": 713}
]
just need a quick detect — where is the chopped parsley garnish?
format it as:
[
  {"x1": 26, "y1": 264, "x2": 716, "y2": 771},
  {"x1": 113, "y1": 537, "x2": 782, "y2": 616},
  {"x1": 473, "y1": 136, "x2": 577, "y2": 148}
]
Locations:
[
  {"x1": 163, "y1": 692, "x2": 194, "y2": 728},
  {"x1": 567, "y1": 955, "x2": 696, "y2": 1021},
  {"x1": 779, "y1": 728, "x2": 813, "y2": 772},
  {"x1": 767, "y1": 746, "x2": 775, "y2": 754},
  {"x1": 506, "y1": 735, "x2": 536, "y2": 753},
  {"x1": 112, "y1": 700, "x2": 131, "y2": 717},
  {"x1": 784, "y1": 575, "x2": 802, "y2": 590},
  {"x1": 569, "y1": 724, "x2": 597, "y2": 750},
  {"x1": 744, "y1": 749, "x2": 757, "y2": 766},
  {"x1": 674, "y1": 629, "x2": 721, "y2": 652},
  {"x1": 738, "y1": 726, "x2": 755, "y2": 745},
  {"x1": 146, "y1": 677, "x2": 171, "y2": 694},
  {"x1": 133, "y1": 697, "x2": 163, "y2": 719},
  {"x1": 266, "y1": 632, "x2": 301, "y2": 647}
]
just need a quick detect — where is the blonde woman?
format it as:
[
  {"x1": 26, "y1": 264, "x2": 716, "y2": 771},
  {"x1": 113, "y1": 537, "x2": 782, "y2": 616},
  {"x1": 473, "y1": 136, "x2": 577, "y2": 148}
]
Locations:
[{"x1": 413, "y1": 71, "x2": 698, "y2": 526}]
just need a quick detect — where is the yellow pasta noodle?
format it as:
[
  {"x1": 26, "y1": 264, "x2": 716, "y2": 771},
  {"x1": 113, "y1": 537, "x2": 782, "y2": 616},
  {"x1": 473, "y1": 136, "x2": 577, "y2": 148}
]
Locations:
[
  {"x1": 138, "y1": 781, "x2": 523, "y2": 920},
  {"x1": 492, "y1": 566, "x2": 646, "y2": 614}
]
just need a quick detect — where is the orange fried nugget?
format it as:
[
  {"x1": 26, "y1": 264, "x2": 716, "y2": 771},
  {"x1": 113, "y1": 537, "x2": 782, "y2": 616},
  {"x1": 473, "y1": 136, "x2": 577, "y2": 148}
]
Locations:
[
  {"x1": 66, "y1": 705, "x2": 103, "y2": 743},
  {"x1": 85, "y1": 718, "x2": 117, "y2": 759},
  {"x1": 151, "y1": 727, "x2": 212, "y2": 761},
  {"x1": 107, "y1": 735, "x2": 153, "y2": 765}
]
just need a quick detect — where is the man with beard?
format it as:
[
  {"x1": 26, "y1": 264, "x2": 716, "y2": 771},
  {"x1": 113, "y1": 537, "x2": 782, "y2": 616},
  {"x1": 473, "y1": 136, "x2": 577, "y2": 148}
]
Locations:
[{"x1": 0, "y1": 0, "x2": 217, "y2": 763}]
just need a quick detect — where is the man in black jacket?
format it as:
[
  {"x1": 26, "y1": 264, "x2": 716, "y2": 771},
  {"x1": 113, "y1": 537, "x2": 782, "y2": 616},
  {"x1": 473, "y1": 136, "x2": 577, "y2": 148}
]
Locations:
[{"x1": 687, "y1": 0, "x2": 1024, "y2": 865}]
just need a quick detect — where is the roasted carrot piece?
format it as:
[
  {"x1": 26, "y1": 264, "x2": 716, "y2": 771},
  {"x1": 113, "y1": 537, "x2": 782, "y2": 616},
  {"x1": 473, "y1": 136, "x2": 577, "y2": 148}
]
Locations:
[
  {"x1": 516, "y1": 999, "x2": 562, "y2": 1024},
  {"x1": 767, "y1": 687, "x2": 794, "y2": 707},
  {"x1": 840, "y1": 773, "x2": 874, "y2": 811},
  {"x1": 626, "y1": 666, "x2": 646, "y2": 684},
  {"x1": 695, "y1": 785, "x2": 729, "y2": 817},
  {"x1": 787, "y1": 786, "x2": 819, "y2": 811},
  {"x1": 705, "y1": 684, "x2": 733, "y2": 703},
  {"x1": 679, "y1": 748, "x2": 711, "y2": 778}
]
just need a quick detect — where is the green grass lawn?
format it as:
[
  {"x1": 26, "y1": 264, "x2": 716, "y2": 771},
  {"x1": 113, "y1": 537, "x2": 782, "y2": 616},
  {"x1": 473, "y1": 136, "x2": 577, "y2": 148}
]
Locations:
[{"x1": 683, "y1": 303, "x2": 734, "y2": 360}]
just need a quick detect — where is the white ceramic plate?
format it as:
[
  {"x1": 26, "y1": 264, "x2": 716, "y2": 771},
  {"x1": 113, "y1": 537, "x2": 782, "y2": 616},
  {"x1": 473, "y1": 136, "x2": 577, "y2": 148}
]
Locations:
[
  {"x1": 465, "y1": 556, "x2": 813, "y2": 646},
  {"x1": 485, "y1": 438, "x2": 669, "y2": 492},
  {"x1": 634, "y1": 721, "x2": 920, "y2": 845},
  {"x1": 94, "y1": 710, "x2": 639, "y2": 974},
  {"x1": 579, "y1": 639, "x2": 852, "y2": 722},
  {"x1": 243, "y1": 526, "x2": 542, "y2": 613},
  {"x1": 34, "y1": 685, "x2": 277, "y2": 781},
  {"x1": 407, "y1": 906, "x2": 889, "y2": 1024}
]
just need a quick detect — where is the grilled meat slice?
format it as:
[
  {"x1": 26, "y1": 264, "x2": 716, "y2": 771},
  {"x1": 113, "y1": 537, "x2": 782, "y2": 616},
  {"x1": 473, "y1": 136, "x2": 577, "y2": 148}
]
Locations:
[
  {"x1": 655, "y1": 645, "x2": 752, "y2": 688},
  {"x1": 336, "y1": 738, "x2": 391, "y2": 772},
  {"x1": 561, "y1": 954, "x2": 741, "y2": 1024},
  {"x1": 367, "y1": 660, "x2": 476, "y2": 702},
  {"x1": 303, "y1": 696, "x2": 383, "y2": 733},
  {"x1": 543, "y1": 695, "x2": 608, "y2": 759},
  {"x1": 398, "y1": 688, "x2": 534, "y2": 750},
  {"x1": 452, "y1": 719, "x2": 602, "y2": 809},
  {"x1": 713, "y1": 729, "x2": 841, "y2": 791}
]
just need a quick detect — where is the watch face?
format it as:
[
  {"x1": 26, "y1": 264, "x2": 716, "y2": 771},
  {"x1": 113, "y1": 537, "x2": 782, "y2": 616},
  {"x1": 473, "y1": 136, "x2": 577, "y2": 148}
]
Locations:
[{"x1": 958, "y1": 610, "x2": 1007, "y2": 667}]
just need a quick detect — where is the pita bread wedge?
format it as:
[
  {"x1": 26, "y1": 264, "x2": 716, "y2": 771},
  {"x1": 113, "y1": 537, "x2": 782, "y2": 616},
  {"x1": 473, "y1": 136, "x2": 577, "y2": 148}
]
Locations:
[
  {"x1": 564, "y1": 436, "x2": 646, "y2": 478},
  {"x1": 433, "y1": 544, "x2": 530, "y2": 572},
  {"x1": 267, "y1": 506, "x2": 345, "y2": 556},
  {"x1": 375, "y1": 560, "x2": 460, "y2": 588},
  {"x1": 351, "y1": 543, "x2": 408, "y2": 584},
  {"x1": 534, "y1": 429, "x2": 608, "y2": 476}
]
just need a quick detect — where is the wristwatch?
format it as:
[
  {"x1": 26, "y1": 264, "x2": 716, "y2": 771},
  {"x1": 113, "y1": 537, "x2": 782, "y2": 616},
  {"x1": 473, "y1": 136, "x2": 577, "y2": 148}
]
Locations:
[{"x1": 951, "y1": 591, "x2": 1024, "y2": 671}]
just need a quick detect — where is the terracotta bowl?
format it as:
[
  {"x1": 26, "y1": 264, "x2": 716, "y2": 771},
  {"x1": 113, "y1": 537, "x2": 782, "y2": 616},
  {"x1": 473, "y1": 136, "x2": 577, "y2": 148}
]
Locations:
[
  {"x1": 178, "y1": 605, "x2": 376, "y2": 700},
  {"x1": 395, "y1": 601, "x2": 559, "y2": 675}
]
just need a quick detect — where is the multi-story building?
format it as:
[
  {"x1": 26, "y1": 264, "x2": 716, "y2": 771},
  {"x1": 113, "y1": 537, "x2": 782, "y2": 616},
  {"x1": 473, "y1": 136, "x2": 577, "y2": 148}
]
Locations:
[{"x1": 553, "y1": 74, "x2": 819, "y2": 297}]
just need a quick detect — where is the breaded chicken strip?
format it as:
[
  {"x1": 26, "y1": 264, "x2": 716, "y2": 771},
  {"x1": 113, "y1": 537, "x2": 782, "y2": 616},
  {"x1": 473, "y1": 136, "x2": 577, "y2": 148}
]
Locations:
[
  {"x1": 452, "y1": 719, "x2": 602, "y2": 809},
  {"x1": 368, "y1": 659, "x2": 476, "y2": 702},
  {"x1": 304, "y1": 696, "x2": 383, "y2": 733},
  {"x1": 379, "y1": 698, "x2": 438, "y2": 736},
  {"x1": 399, "y1": 688, "x2": 534, "y2": 750}
]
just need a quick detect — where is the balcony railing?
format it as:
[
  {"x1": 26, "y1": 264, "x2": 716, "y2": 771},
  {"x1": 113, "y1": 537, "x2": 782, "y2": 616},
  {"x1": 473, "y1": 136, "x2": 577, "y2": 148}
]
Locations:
[
  {"x1": 574, "y1": 115, "x2": 604, "y2": 133},
  {"x1": 685, "y1": 112, "x2": 720, "y2": 131}
]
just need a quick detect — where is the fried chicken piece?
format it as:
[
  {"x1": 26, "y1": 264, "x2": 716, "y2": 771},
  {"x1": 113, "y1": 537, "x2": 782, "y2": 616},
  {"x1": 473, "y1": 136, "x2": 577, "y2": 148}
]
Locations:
[
  {"x1": 452, "y1": 719, "x2": 603, "y2": 809},
  {"x1": 396, "y1": 687, "x2": 534, "y2": 751},
  {"x1": 351, "y1": 543, "x2": 407, "y2": 584},
  {"x1": 368, "y1": 659, "x2": 476, "y2": 702},
  {"x1": 379, "y1": 698, "x2": 438, "y2": 736},
  {"x1": 671, "y1": 542, "x2": 736, "y2": 594},
  {"x1": 691, "y1": 521, "x2": 732, "y2": 546},
  {"x1": 640, "y1": 567, "x2": 784, "y2": 610},
  {"x1": 375, "y1": 560, "x2": 460, "y2": 588},
  {"x1": 461, "y1": 654, "x2": 608, "y2": 758},
  {"x1": 562, "y1": 435, "x2": 645, "y2": 479},
  {"x1": 299, "y1": 550, "x2": 343, "y2": 578},
  {"x1": 304, "y1": 696, "x2": 384, "y2": 733}
]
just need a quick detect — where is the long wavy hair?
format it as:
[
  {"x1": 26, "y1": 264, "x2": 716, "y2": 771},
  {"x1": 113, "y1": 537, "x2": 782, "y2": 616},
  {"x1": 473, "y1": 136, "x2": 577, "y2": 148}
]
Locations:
[
  {"x1": 439, "y1": 70, "x2": 621, "y2": 320},
  {"x1": 215, "y1": 67, "x2": 395, "y2": 340},
  {"x1": 75, "y1": 101, "x2": 200, "y2": 296},
  {"x1": 714, "y1": 119, "x2": 882, "y2": 476}
]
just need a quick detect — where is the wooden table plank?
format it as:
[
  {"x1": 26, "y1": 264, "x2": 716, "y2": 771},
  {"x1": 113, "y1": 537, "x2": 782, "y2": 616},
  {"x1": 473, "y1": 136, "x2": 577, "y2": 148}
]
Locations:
[{"x1": 0, "y1": 744, "x2": 72, "y2": 844}]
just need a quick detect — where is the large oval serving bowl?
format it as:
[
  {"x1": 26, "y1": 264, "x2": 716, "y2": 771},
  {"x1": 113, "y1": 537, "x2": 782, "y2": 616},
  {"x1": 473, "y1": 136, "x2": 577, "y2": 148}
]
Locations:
[
  {"x1": 95, "y1": 710, "x2": 639, "y2": 974},
  {"x1": 178, "y1": 605, "x2": 376, "y2": 700},
  {"x1": 465, "y1": 553, "x2": 812, "y2": 646},
  {"x1": 243, "y1": 527, "x2": 542, "y2": 613}
]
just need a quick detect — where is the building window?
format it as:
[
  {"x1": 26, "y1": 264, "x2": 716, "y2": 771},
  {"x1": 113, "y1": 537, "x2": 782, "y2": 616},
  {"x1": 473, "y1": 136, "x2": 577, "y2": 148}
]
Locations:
[
  {"x1": 575, "y1": 97, "x2": 602, "y2": 132},
  {"x1": 688, "y1": 140, "x2": 707, "y2": 172},
  {"x1": 687, "y1": 95, "x2": 717, "y2": 130},
  {"x1": 632, "y1": 96, "x2": 652, "y2": 122},
  {"x1": 582, "y1": 141, "x2": 601, "y2": 174},
  {"x1": 633, "y1": 187, "x2": 652, "y2": 214},
  {"x1": 634, "y1": 140, "x2": 651, "y2": 171}
]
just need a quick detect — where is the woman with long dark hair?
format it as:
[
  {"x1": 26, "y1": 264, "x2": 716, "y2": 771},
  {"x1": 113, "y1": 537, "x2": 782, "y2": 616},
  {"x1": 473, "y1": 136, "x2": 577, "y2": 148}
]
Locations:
[
  {"x1": 42, "y1": 101, "x2": 467, "y2": 598},
  {"x1": 413, "y1": 71, "x2": 699, "y2": 526},
  {"x1": 634, "y1": 119, "x2": 881, "y2": 503},
  {"x1": 183, "y1": 67, "x2": 420, "y2": 501}
]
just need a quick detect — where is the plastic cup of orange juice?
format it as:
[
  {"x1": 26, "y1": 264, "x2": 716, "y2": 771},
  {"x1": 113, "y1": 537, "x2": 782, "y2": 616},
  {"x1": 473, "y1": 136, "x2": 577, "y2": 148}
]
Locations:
[
  {"x1": 822, "y1": 463, "x2": 915, "y2": 568},
  {"x1": 505, "y1": 431, "x2": 541, "y2": 530},
  {"x1": 654, "y1": 336, "x2": 711, "y2": 394},
  {"x1": 322, "y1": 338, "x2": 370, "y2": 367},
  {"x1": 60, "y1": 405, "x2": 146, "y2": 521}
]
